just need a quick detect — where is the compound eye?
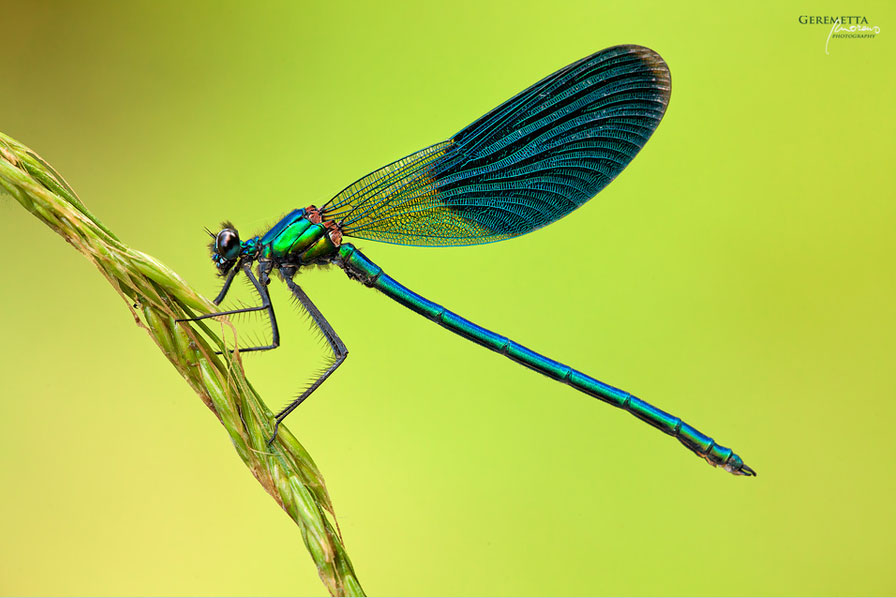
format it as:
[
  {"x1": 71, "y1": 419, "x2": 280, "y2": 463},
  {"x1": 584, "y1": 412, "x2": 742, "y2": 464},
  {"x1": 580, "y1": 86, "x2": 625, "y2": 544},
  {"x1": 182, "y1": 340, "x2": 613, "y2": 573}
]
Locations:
[{"x1": 215, "y1": 229, "x2": 240, "y2": 259}]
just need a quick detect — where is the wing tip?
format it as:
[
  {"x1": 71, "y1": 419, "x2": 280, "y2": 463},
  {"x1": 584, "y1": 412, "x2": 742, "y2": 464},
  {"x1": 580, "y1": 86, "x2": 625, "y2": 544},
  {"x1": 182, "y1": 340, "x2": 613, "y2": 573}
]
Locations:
[{"x1": 607, "y1": 44, "x2": 671, "y2": 109}]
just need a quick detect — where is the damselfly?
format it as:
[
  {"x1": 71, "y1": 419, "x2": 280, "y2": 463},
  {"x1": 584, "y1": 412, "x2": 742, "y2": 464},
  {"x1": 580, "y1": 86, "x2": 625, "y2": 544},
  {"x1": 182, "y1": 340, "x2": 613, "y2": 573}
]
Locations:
[{"x1": 181, "y1": 45, "x2": 755, "y2": 476}]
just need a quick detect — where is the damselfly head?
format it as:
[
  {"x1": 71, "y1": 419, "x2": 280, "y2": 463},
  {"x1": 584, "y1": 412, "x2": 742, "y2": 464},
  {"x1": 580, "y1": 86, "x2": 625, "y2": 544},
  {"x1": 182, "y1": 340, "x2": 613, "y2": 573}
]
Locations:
[{"x1": 210, "y1": 224, "x2": 241, "y2": 273}]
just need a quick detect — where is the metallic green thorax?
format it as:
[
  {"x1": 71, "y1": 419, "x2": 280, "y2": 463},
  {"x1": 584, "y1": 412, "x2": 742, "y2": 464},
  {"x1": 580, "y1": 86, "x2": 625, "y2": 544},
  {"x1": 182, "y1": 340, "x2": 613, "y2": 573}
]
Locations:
[{"x1": 249, "y1": 208, "x2": 341, "y2": 267}]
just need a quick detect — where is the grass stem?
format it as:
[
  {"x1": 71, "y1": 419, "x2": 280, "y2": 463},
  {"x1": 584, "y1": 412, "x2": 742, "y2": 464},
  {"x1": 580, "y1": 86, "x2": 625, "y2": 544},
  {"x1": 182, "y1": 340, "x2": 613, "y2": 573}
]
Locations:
[{"x1": 0, "y1": 131, "x2": 364, "y2": 597}]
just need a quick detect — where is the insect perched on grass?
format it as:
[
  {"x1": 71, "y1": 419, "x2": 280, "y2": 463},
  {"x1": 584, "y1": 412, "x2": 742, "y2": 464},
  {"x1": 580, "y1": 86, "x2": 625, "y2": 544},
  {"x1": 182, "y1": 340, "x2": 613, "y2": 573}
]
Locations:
[{"x1": 181, "y1": 45, "x2": 755, "y2": 476}]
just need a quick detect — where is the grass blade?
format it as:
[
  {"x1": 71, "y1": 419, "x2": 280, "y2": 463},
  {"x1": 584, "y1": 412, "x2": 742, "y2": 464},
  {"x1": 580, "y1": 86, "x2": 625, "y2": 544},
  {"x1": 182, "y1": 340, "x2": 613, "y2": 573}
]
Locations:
[{"x1": 0, "y1": 131, "x2": 364, "y2": 597}]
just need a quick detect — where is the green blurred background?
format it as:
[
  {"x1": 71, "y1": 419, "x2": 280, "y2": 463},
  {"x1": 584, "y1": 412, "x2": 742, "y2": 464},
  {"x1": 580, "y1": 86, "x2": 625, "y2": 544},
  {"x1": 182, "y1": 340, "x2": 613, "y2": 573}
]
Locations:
[{"x1": 1, "y1": 1, "x2": 893, "y2": 595}]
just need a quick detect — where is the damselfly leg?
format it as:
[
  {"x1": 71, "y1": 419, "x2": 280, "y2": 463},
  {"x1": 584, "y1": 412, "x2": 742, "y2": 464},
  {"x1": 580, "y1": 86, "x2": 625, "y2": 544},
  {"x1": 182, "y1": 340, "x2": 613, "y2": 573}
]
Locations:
[
  {"x1": 267, "y1": 272, "x2": 348, "y2": 445},
  {"x1": 176, "y1": 265, "x2": 280, "y2": 354}
]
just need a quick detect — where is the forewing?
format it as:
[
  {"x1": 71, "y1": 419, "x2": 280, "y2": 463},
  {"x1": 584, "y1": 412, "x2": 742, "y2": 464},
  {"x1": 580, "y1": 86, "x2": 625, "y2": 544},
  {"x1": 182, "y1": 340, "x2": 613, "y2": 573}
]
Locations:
[{"x1": 323, "y1": 45, "x2": 670, "y2": 247}]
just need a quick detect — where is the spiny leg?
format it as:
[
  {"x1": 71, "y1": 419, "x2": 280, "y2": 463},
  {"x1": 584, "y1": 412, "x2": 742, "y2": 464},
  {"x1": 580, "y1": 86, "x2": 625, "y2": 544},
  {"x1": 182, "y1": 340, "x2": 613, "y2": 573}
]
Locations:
[
  {"x1": 212, "y1": 264, "x2": 240, "y2": 305},
  {"x1": 226, "y1": 266, "x2": 280, "y2": 353},
  {"x1": 177, "y1": 265, "x2": 280, "y2": 353},
  {"x1": 268, "y1": 271, "x2": 348, "y2": 445}
]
